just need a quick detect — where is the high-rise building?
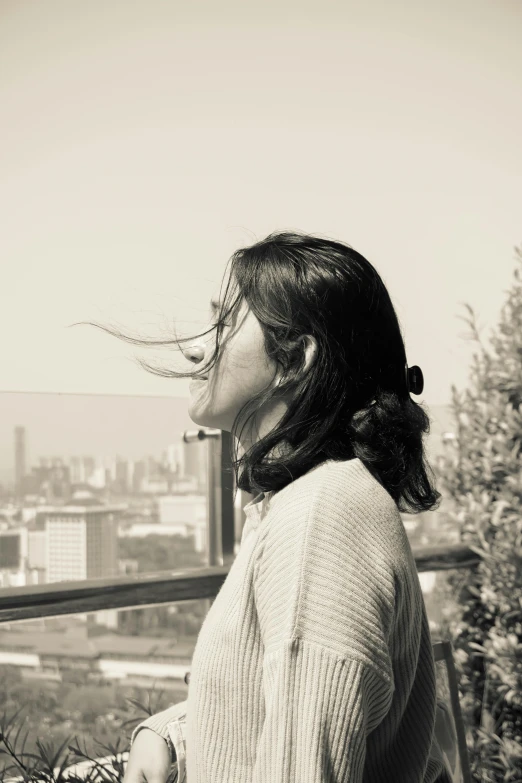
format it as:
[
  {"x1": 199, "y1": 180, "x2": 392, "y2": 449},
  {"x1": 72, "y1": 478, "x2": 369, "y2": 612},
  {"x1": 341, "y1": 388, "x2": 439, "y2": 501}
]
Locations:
[
  {"x1": 69, "y1": 456, "x2": 85, "y2": 485},
  {"x1": 22, "y1": 459, "x2": 71, "y2": 501},
  {"x1": 115, "y1": 457, "x2": 131, "y2": 494},
  {"x1": 131, "y1": 460, "x2": 147, "y2": 493},
  {"x1": 166, "y1": 442, "x2": 185, "y2": 476},
  {"x1": 86, "y1": 459, "x2": 107, "y2": 490},
  {"x1": 14, "y1": 426, "x2": 26, "y2": 497},
  {"x1": 44, "y1": 492, "x2": 125, "y2": 583},
  {"x1": 83, "y1": 456, "x2": 96, "y2": 483},
  {"x1": 47, "y1": 459, "x2": 71, "y2": 500}
]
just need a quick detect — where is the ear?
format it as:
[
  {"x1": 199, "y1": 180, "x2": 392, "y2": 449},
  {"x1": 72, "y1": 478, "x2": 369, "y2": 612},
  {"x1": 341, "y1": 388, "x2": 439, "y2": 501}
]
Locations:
[
  {"x1": 300, "y1": 334, "x2": 318, "y2": 376},
  {"x1": 272, "y1": 334, "x2": 318, "y2": 389}
]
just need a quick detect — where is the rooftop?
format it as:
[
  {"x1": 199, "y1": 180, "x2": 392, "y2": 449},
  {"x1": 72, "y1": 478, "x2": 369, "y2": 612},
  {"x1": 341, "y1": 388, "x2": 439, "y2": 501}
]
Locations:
[{"x1": 0, "y1": 629, "x2": 195, "y2": 660}]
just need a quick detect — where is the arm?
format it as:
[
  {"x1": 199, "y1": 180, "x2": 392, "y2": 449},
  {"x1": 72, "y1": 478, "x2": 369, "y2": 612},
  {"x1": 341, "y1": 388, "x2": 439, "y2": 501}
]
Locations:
[
  {"x1": 131, "y1": 699, "x2": 187, "y2": 778},
  {"x1": 251, "y1": 638, "x2": 393, "y2": 783}
]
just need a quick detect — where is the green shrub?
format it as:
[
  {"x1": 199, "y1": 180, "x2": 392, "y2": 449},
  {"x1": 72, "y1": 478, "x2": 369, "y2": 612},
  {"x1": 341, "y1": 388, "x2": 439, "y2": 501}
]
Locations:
[
  {"x1": 435, "y1": 245, "x2": 522, "y2": 781},
  {"x1": 0, "y1": 692, "x2": 179, "y2": 782}
]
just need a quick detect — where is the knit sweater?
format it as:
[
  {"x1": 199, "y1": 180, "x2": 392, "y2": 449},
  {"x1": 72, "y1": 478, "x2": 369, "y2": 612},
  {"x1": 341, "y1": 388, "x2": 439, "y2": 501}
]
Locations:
[{"x1": 132, "y1": 457, "x2": 451, "y2": 782}]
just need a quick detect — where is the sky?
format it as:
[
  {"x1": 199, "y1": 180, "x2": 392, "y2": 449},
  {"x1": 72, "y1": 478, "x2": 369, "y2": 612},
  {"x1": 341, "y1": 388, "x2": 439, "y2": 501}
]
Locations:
[{"x1": 1, "y1": 0, "x2": 521, "y2": 407}]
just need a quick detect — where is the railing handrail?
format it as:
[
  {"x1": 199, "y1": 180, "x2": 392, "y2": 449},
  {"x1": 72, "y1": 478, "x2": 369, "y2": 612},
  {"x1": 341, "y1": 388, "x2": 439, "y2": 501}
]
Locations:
[
  {"x1": 0, "y1": 565, "x2": 229, "y2": 624},
  {"x1": 0, "y1": 544, "x2": 481, "y2": 624}
]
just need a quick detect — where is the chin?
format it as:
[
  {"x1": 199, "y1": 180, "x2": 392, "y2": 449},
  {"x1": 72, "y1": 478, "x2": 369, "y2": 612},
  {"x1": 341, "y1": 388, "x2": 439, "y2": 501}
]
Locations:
[
  {"x1": 192, "y1": 412, "x2": 239, "y2": 437},
  {"x1": 187, "y1": 400, "x2": 223, "y2": 431},
  {"x1": 187, "y1": 403, "x2": 208, "y2": 428}
]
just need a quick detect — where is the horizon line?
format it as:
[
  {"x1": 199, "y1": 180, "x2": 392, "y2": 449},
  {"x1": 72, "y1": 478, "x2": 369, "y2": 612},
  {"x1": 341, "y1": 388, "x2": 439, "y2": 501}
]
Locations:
[
  {"x1": 0, "y1": 389, "x2": 450, "y2": 407},
  {"x1": 0, "y1": 390, "x2": 189, "y2": 400}
]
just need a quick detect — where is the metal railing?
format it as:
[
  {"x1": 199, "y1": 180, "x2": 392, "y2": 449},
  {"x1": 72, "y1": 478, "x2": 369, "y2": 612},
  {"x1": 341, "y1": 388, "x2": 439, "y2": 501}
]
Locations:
[{"x1": 0, "y1": 543, "x2": 480, "y2": 623}]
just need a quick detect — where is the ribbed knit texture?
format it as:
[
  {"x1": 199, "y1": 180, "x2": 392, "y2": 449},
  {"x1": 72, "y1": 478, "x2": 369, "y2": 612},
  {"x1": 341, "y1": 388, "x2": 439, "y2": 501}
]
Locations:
[{"x1": 133, "y1": 457, "x2": 451, "y2": 782}]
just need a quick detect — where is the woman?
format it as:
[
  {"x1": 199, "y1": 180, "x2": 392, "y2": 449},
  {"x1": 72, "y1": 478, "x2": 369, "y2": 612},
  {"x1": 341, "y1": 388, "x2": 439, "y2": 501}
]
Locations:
[{"x1": 118, "y1": 231, "x2": 451, "y2": 782}]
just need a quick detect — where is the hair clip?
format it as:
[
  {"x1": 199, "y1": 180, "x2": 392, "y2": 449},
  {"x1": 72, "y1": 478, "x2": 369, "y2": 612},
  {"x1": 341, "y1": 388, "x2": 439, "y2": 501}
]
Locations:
[{"x1": 406, "y1": 365, "x2": 424, "y2": 395}]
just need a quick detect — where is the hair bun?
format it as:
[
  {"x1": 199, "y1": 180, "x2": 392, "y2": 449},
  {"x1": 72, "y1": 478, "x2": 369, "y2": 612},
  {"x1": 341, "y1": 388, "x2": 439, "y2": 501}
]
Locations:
[{"x1": 407, "y1": 365, "x2": 424, "y2": 395}]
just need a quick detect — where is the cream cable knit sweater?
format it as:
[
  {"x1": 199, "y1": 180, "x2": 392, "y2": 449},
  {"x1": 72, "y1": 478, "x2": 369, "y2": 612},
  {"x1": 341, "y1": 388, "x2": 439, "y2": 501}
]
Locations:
[{"x1": 132, "y1": 457, "x2": 451, "y2": 782}]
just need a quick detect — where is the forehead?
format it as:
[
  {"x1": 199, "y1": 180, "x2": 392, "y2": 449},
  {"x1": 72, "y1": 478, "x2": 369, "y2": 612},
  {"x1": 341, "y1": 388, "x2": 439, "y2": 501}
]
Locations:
[{"x1": 210, "y1": 294, "x2": 246, "y2": 313}]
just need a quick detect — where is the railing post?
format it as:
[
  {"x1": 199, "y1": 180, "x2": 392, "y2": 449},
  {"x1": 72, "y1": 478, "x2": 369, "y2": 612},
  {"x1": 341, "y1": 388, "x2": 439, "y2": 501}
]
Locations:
[
  {"x1": 183, "y1": 429, "x2": 220, "y2": 614},
  {"x1": 183, "y1": 428, "x2": 235, "y2": 612},
  {"x1": 220, "y1": 430, "x2": 235, "y2": 569},
  {"x1": 205, "y1": 431, "x2": 221, "y2": 570}
]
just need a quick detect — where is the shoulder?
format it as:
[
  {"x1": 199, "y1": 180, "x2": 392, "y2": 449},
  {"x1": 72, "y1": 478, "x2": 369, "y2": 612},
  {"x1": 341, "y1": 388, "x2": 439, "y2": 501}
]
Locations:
[{"x1": 266, "y1": 458, "x2": 403, "y2": 550}]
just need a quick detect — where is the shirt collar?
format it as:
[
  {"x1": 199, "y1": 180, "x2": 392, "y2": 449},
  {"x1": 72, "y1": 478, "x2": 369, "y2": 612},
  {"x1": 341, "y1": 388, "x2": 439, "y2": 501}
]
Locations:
[{"x1": 243, "y1": 490, "x2": 273, "y2": 531}]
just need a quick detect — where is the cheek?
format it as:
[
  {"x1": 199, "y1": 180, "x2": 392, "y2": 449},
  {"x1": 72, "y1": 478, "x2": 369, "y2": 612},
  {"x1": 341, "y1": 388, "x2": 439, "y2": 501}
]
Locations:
[{"x1": 200, "y1": 363, "x2": 272, "y2": 416}]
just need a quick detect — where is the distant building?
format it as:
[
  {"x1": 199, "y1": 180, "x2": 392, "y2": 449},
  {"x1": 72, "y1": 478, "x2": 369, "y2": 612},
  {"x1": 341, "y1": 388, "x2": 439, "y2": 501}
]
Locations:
[
  {"x1": 22, "y1": 458, "x2": 71, "y2": 501},
  {"x1": 95, "y1": 634, "x2": 193, "y2": 686},
  {"x1": 0, "y1": 528, "x2": 28, "y2": 587},
  {"x1": 83, "y1": 457, "x2": 96, "y2": 482},
  {"x1": 69, "y1": 456, "x2": 98, "y2": 485},
  {"x1": 131, "y1": 459, "x2": 147, "y2": 493},
  {"x1": 86, "y1": 459, "x2": 107, "y2": 489},
  {"x1": 114, "y1": 457, "x2": 131, "y2": 494},
  {"x1": 69, "y1": 456, "x2": 86, "y2": 484},
  {"x1": 0, "y1": 529, "x2": 24, "y2": 570},
  {"x1": 166, "y1": 442, "x2": 185, "y2": 476},
  {"x1": 0, "y1": 629, "x2": 194, "y2": 688},
  {"x1": 140, "y1": 476, "x2": 169, "y2": 494},
  {"x1": 35, "y1": 492, "x2": 127, "y2": 628},
  {"x1": 158, "y1": 494, "x2": 206, "y2": 526},
  {"x1": 119, "y1": 521, "x2": 206, "y2": 552},
  {"x1": 27, "y1": 517, "x2": 46, "y2": 583},
  {"x1": 14, "y1": 426, "x2": 26, "y2": 498},
  {"x1": 44, "y1": 491, "x2": 125, "y2": 583},
  {"x1": 165, "y1": 476, "x2": 198, "y2": 494}
]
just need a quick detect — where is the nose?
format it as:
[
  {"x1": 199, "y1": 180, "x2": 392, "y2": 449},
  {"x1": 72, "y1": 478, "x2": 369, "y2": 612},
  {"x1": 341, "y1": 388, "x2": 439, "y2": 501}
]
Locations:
[{"x1": 181, "y1": 343, "x2": 206, "y2": 366}]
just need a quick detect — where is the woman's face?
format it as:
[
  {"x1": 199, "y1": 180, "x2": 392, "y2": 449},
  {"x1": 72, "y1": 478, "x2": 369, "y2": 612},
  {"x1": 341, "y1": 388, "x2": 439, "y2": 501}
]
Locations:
[{"x1": 185, "y1": 296, "x2": 286, "y2": 444}]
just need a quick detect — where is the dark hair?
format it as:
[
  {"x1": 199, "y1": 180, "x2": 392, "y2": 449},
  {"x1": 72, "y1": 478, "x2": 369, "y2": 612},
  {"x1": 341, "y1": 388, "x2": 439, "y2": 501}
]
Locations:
[{"x1": 78, "y1": 231, "x2": 440, "y2": 514}]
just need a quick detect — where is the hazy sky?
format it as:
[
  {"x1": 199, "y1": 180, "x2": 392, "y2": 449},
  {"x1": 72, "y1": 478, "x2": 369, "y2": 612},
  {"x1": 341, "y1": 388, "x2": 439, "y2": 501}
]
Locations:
[{"x1": 1, "y1": 0, "x2": 521, "y2": 406}]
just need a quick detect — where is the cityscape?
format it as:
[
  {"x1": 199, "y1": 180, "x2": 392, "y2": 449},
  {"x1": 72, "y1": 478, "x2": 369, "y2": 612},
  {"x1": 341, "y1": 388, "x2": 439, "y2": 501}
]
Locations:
[
  {"x1": 0, "y1": 395, "x2": 457, "y2": 697},
  {"x1": 0, "y1": 423, "x2": 211, "y2": 587},
  {"x1": 0, "y1": 411, "x2": 219, "y2": 697}
]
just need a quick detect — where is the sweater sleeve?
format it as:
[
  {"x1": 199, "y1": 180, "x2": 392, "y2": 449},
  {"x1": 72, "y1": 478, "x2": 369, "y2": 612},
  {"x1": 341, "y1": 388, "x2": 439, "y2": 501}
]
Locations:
[
  {"x1": 252, "y1": 638, "x2": 393, "y2": 783},
  {"x1": 131, "y1": 700, "x2": 187, "y2": 782}
]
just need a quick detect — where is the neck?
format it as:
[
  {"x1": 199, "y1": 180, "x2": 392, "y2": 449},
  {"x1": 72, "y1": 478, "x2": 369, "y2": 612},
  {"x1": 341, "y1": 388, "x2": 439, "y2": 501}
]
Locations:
[{"x1": 236, "y1": 397, "x2": 290, "y2": 460}]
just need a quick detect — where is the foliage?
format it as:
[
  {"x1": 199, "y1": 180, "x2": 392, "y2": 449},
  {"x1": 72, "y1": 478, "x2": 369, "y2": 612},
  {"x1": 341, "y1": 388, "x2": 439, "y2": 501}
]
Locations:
[
  {"x1": 117, "y1": 534, "x2": 207, "y2": 636},
  {"x1": 0, "y1": 687, "x2": 180, "y2": 782},
  {"x1": 0, "y1": 665, "x2": 187, "y2": 759},
  {"x1": 435, "y1": 244, "x2": 522, "y2": 782},
  {"x1": 118, "y1": 534, "x2": 204, "y2": 575}
]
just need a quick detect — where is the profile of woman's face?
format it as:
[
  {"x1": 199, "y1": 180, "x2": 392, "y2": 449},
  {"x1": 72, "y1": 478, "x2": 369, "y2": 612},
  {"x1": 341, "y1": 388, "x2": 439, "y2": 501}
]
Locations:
[{"x1": 186, "y1": 296, "x2": 284, "y2": 439}]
